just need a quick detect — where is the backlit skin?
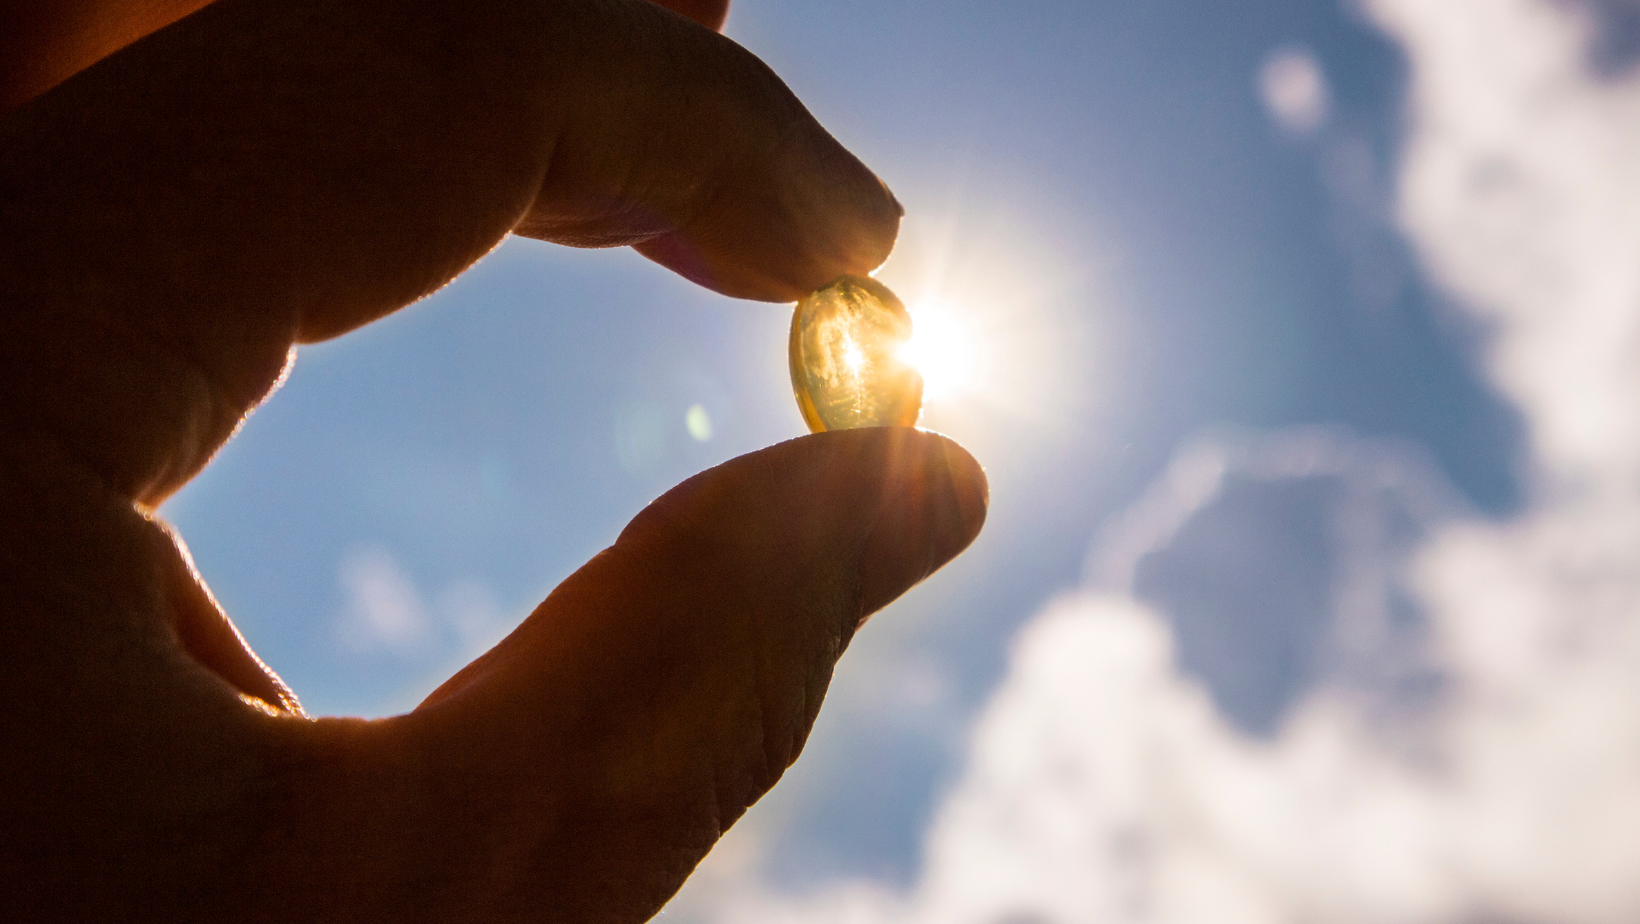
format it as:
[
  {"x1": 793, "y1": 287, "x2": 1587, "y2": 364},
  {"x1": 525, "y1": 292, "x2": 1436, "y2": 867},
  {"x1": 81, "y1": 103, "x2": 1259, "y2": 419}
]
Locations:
[{"x1": 0, "y1": 1, "x2": 987, "y2": 921}]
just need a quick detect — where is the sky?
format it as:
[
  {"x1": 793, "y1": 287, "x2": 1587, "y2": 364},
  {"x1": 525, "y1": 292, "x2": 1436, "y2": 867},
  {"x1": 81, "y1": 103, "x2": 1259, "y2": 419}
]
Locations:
[{"x1": 159, "y1": 0, "x2": 1640, "y2": 921}]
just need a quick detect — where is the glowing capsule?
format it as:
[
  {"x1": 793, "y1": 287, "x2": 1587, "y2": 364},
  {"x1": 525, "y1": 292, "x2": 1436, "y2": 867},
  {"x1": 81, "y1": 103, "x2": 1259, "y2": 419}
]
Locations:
[{"x1": 788, "y1": 275, "x2": 923, "y2": 433}]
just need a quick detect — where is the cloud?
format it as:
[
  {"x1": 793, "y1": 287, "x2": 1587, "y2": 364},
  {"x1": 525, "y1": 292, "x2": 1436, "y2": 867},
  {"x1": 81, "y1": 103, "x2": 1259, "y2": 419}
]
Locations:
[
  {"x1": 673, "y1": 1, "x2": 1640, "y2": 922},
  {"x1": 337, "y1": 545, "x2": 433, "y2": 654},
  {"x1": 1259, "y1": 43, "x2": 1410, "y2": 314},
  {"x1": 1379, "y1": 0, "x2": 1640, "y2": 481},
  {"x1": 1259, "y1": 47, "x2": 1331, "y2": 135},
  {"x1": 702, "y1": 434, "x2": 1640, "y2": 924},
  {"x1": 336, "y1": 544, "x2": 509, "y2": 658},
  {"x1": 696, "y1": 433, "x2": 1475, "y2": 924},
  {"x1": 1092, "y1": 430, "x2": 1457, "y2": 740}
]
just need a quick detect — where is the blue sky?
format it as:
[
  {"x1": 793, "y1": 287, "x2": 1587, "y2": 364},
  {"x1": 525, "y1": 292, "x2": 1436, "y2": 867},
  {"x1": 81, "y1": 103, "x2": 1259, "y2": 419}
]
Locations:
[{"x1": 162, "y1": 0, "x2": 1640, "y2": 920}]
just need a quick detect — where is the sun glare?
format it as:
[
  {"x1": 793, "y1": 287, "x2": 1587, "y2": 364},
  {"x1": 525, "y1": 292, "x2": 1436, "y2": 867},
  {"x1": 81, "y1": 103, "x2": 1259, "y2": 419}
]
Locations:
[
  {"x1": 842, "y1": 340, "x2": 866, "y2": 374},
  {"x1": 900, "y1": 298, "x2": 980, "y2": 402}
]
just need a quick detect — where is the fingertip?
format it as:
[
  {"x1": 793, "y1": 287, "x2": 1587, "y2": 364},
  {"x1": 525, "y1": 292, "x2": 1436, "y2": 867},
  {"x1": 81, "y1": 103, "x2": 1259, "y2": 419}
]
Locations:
[
  {"x1": 856, "y1": 429, "x2": 987, "y2": 616},
  {"x1": 938, "y1": 431, "x2": 990, "y2": 551},
  {"x1": 632, "y1": 126, "x2": 903, "y2": 302},
  {"x1": 614, "y1": 427, "x2": 983, "y2": 618},
  {"x1": 888, "y1": 179, "x2": 907, "y2": 218},
  {"x1": 646, "y1": 0, "x2": 730, "y2": 32},
  {"x1": 535, "y1": 0, "x2": 903, "y2": 303}
]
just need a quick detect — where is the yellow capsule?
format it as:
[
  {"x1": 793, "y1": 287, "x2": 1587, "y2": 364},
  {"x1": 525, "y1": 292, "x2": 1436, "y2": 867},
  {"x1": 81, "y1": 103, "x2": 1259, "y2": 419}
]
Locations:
[{"x1": 789, "y1": 275, "x2": 924, "y2": 433}]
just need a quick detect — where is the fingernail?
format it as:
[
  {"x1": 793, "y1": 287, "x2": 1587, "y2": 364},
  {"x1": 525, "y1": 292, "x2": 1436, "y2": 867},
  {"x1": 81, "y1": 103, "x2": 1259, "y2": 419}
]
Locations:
[
  {"x1": 857, "y1": 431, "x2": 988, "y2": 617},
  {"x1": 883, "y1": 178, "x2": 906, "y2": 218}
]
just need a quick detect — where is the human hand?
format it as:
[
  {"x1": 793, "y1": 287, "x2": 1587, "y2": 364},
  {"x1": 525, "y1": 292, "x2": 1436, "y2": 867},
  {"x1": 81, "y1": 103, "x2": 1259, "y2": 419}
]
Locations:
[{"x1": 0, "y1": 1, "x2": 987, "y2": 921}]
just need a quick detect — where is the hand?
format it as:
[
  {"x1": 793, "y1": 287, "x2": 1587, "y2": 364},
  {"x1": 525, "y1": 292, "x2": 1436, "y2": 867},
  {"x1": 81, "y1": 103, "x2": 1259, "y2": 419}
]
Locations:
[{"x1": 0, "y1": 1, "x2": 987, "y2": 921}]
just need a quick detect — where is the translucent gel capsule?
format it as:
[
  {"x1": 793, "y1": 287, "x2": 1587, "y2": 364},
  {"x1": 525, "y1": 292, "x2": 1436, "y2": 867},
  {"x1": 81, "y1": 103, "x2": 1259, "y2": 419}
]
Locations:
[{"x1": 789, "y1": 275, "x2": 924, "y2": 433}]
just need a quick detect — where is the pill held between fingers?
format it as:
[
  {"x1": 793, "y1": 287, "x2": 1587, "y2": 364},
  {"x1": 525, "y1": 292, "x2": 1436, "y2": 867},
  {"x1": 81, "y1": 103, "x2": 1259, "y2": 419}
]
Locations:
[{"x1": 788, "y1": 275, "x2": 923, "y2": 433}]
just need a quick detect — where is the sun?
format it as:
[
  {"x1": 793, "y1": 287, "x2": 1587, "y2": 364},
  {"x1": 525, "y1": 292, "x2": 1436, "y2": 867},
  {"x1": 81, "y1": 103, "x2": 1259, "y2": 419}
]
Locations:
[{"x1": 899, "y1": 298, "x2": 980, "y2": 402}]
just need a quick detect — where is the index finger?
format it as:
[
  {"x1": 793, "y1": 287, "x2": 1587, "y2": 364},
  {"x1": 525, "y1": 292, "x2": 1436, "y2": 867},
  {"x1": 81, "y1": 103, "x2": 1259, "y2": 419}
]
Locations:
[
  {"x1": 0, "y1": 0, "x2": 731, "y2": 109},
  {"x1": 0, "y1": 0, "x2": 899, "y2": 505}
]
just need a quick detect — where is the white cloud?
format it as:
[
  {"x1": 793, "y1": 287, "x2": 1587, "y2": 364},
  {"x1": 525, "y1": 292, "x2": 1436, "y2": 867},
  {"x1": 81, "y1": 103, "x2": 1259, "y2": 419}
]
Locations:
[
  {"x1": 337, "y1": 544, "x2": 433, "y2": 654},
  {"x1": 673, "y1": 1, "x2": 1640, "y2": 922},
  {"x1": 1259, "y1": 47, "x2": 1331, "y2": 135},
  {"x1": 336, "y1": 545, "x2": 510, "y2": 659},
  {"x1": 1380, "y1": 0, "x2": 1640, "y2": 482},
  {"x1": 698, "y1": 449, "x2": 1640, "y2": 923}
]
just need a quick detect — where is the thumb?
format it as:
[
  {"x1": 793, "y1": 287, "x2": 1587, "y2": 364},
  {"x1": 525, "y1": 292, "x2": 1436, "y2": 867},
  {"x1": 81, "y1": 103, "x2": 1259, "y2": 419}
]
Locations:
[{"x1": 325, "y1": 430, "x2": 986, "y2": 922}]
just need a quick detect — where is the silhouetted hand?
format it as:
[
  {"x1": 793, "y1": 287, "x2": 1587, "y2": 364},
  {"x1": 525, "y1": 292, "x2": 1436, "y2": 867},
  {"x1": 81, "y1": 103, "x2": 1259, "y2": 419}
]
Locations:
[{"x1": 0, "y1": 0, "x2": 987, "y2": 920}]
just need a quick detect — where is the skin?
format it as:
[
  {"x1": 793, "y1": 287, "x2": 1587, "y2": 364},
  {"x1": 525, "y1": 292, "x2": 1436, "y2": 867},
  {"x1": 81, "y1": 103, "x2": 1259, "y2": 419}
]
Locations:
[{"x1": 0, "y1": 1, "x2": 987, "y2": 922}]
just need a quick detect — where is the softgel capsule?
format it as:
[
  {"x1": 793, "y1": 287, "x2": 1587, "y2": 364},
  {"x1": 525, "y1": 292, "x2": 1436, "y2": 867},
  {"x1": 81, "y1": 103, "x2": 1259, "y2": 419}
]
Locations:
[{"x1": 788, "y1": 275, "x2": 923, "y2": 433}]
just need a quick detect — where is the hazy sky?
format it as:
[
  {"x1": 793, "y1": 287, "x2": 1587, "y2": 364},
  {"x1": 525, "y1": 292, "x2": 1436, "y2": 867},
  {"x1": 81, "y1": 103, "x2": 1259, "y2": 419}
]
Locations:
[{"x1": 161, "y1": 1, "x2": 1640, "y2": 921}]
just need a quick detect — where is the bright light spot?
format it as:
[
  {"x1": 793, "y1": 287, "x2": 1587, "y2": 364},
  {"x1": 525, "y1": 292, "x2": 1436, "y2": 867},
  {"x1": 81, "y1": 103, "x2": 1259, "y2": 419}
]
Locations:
[
  {"x1": 843, "y1": 341, "x2": 866, "y2": 374},
  {"x1": 685, "y1": 403, "x2": 713, "y2": 442},
  {"x1": 900, "y1": 298, "x2": 980, "y2": 401}
]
